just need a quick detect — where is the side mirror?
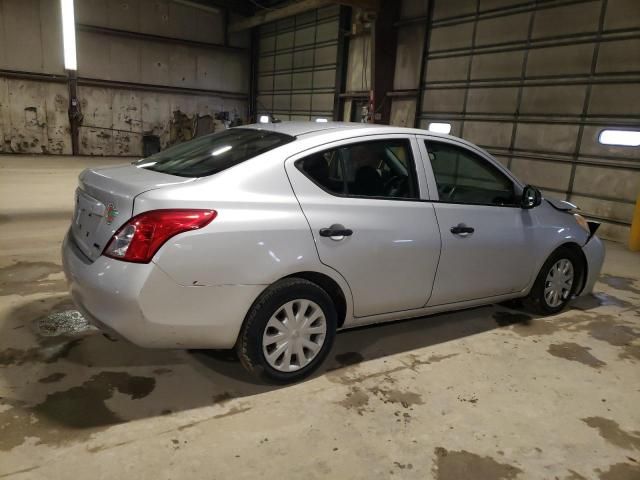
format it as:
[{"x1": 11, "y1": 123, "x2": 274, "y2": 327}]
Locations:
[{"x1": 521, "y1": 185, "x2": 541, "y2": 209}]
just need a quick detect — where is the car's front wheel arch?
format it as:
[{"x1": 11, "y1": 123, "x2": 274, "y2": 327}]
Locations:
[
  {"x1": 524, "y1": 243, "x2": 587, "y2": 314},
  {"x1": 555, "y1": 242, "x2": 588, "y2": 294}
]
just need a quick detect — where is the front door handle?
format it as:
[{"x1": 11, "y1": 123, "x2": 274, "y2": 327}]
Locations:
[
  {"x1": 450, "y1": 224, "x2": 474, "y2": 236},
  {"x1": 319, "y1": 224, "x2": 353, "y2": 239}
]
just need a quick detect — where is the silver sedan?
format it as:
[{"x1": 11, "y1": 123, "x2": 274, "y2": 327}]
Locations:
[{"x1": 62, "y1": 122, "x2": 605, "y2": 383}]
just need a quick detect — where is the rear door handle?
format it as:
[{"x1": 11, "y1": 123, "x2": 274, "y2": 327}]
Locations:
[
  {"x1": 319, "y1": 224, "x2": 353, "y2": 239},
  {"x1": 450, "y1": 224, "x2": 474, "y2": 236}
]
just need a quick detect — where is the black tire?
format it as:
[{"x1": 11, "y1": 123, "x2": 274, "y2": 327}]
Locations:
[
  {"x1": 236, "y1": 277, "x2": 337, "y2": 384},
  {"x1": 524, "y1": 246, "x2": 582, "y2": 315}
]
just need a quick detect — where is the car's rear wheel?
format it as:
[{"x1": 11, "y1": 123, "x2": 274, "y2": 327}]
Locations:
[
  {"x1": 524, "y1": 247, "x2": 581, "y2": 315},
  {"x1": 236, "y1": 278, "x2": 337, "y2": 384}
]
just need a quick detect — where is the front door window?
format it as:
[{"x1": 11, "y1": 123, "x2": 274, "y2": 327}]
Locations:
[{"x1": 425, "y1": 141, "x2": 516, "y2": 206}]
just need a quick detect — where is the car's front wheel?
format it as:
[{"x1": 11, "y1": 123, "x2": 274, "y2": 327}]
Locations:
[
  {"x1": 524, "y1": 247, "x2": 582, "y2": 315},
  {"x1": 236, "y1": 278, "x2": 337, "y2": 383}
]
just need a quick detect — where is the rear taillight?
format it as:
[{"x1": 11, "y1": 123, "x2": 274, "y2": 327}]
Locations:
[{"x1": 104, "y1": 209, "x2": 216, "y2": 263}]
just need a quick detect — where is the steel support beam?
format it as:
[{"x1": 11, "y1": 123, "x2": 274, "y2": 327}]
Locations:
[
  {"x1": 333, "y1": 6, "x2": 352, "y2": 121},
  {"x1": 249, "y1": 26, "x2": 260, "y2": 123},
  {"x1": 370, "y1": 0, "x2": 399, "y2": 124},
  {"x1": 414, "y1": 0, "x2": 434, "y2": 128},
  {"x1": 0, "y1": 69, "x2": 247, "y2": 99},
  {"x1": 76, "y1": 24, "x2": 247, "y2": 52},
  {"x1": 67, "y1": 70, "x2": 82, "y2": 156}
]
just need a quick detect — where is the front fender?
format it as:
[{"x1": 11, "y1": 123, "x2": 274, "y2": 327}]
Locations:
[{"x1": 522, "y1": 202, "x2": 590, "y2": 294}]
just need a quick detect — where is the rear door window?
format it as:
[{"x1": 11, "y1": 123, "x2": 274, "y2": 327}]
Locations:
[
  {"x1": 296, "y1": 139, "x2": 419, "y2": 200},
  {"x1": 137, "y1": 128, "x2": 295, "y2": 177}
]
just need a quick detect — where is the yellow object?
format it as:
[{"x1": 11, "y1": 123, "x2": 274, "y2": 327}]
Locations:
[{"x1": 630, "y1": 193, "x2": 640, "y2": 252}]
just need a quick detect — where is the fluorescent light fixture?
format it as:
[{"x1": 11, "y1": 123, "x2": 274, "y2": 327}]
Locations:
[
  {"x1": 211, "y1": 145, "x2": 232, "y2": 156},
  {"x1": 60, "y1": 0, "x2": 77, "y2": 70},
  {"x1": 259, "y1": 115, "x2": 269, "y2": 123},
  {"x1": 315, "y1": 118, "x2": 328, "y2": 123},
  {"x1": 428, "y1": 122, "x2": 452, "y2": 134},
  {"x1": 598, "y1": 129, "x2": 640, "y2": 147}
]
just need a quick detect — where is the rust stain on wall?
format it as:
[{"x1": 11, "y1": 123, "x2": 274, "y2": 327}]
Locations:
[
  {"x1": 169, "y1": 110, "x2": 196, "y2": 145},
  {"x1": 0, "y1": 79, "x2": 72, "y2": 154},
  {"x1": 2, "y1": 79, "x2": 246, "y2": 156}
]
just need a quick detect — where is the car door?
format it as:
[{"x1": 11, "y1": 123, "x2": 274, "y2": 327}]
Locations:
[
  {"x1": 285, "y1": 135, "x2": 441, "y2": 318},
  {"x1": 418, "y1": 137, "x2": 536, "y2": 306}
]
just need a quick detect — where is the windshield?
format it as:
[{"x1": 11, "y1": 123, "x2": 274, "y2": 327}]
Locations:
[{"x1": 135, "y1": 128, "x2": 295, "y2": 177}]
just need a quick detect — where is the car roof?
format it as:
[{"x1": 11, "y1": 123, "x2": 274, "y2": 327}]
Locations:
[
  {"x1": 234, "y1": 121, "x2": 522, "y2": 187},
  {"x1": 239, "y1": 121, "x2": 448, "y2": 139},
  {"x1": 237, "y1": 121, "x2": 488, "y2": 159},
  {"x1": 239, "y1": 121, "x2": 378, "y2": 137}
]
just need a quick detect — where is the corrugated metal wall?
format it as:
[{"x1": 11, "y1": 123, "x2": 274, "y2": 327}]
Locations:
[
  {"x1": 411, "y1": 0, "x2": 640, "y2": 242},
  {"x1": 255, "y1": 4, "x2": 341, "y2": 121}
]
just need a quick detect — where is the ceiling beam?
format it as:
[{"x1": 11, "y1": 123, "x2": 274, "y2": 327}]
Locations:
[
  {"x1": 229, "y1": 0, "x2": 380, "y2": 32},
  {"x1": 174, "y1": 0, "x2": 253, "y2": 16},
  {"x1": 229, "y1": 0, "x2": 332, "y2": 32},
  {"x1": 337, "y1": 0, "x2": 380, "y2": 11}
]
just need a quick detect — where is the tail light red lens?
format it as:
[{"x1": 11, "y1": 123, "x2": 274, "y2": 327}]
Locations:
[{"x1": 104, "y1": 209, "x2": 216, "y2": 263}]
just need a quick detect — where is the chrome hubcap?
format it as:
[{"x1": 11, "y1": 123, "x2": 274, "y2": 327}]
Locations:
[
  {"x1": 262, "y1": 299, "x2": 327, "y2": 372},
  {"x1": 544, "y1": 258, "x2": 574, "y2": 308}
]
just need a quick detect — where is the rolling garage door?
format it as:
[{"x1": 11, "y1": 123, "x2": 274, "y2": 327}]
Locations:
[
  {"x1": 415, "y1": 0, "x2": 640, "y2": 241},
  {"x1": 255, "y1": 5, "x2": 341, "y2": 122}
]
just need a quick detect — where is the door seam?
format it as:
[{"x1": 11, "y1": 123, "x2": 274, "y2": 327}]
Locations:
[
  {"x1": 425, "y1": 202, "x2": 444, "y2": 308},
  {"x1": 281, "y1": 161, "x2": 356, "y2": 310}
]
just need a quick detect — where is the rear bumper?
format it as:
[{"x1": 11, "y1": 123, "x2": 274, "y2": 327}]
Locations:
[
  {"x1": 61, "y1": 231, "x2": 264, "y2": 348},
  {"x1": 579, "y1": 235, "x2": 605, "y2": 296}
]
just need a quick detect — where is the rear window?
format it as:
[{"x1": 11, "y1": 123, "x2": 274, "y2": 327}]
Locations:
[{"x1": 136, "y1": 128, "x2": 295, "y2": 177}]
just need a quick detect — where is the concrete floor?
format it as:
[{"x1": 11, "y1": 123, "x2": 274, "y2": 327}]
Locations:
[{"x1": 1, "y1": 155, "x2": 639, "y2": 480}]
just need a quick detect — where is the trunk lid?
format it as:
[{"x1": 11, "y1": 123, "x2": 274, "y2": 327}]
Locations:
[{"x1": 71, "y1": 164, "x2": 194, "y2": 261}]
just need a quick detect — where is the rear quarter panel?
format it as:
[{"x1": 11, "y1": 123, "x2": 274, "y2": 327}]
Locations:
[{"x1": 135, "y1": 154, "x2": 353, "y2": 304}]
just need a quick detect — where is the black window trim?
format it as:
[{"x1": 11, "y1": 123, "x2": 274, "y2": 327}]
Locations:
[
  {"x1": 294, "y1": 137, "x2": 423, "y2": 203},
  {"x1": 138, "y1": 127, "x2": 296, "y2": 178},
  {"x1": 422, "y1": 138, "x2": 523, "y2": 209}
]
